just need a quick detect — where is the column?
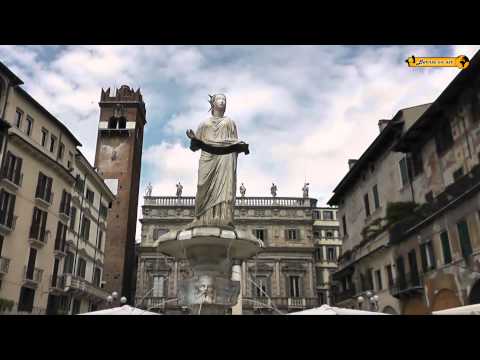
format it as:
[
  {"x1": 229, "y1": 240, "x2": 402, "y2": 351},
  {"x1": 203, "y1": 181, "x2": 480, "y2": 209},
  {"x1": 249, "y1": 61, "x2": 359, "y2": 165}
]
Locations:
[{"x1": 231, "y1": 260, "x2": 243, "y2": 315}]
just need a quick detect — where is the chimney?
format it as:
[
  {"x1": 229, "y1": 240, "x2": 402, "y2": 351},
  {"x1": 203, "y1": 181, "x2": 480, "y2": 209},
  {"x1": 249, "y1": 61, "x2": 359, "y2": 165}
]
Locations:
[
  {"x1": 348, "y1": 159, "x2": 357, "y2": 169},
  {"x1": 378, "y1": 119, "x2": 390, "y2": 132}
]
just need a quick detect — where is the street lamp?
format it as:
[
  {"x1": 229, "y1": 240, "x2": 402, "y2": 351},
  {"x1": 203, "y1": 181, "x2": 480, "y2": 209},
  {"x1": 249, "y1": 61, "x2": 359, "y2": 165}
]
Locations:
[
  {"x1": 357, "y1": 291, "x2": 379, "y2": 311},
  {"x1": 106, "y1": 291, "x2": 127, "y2": 308}
]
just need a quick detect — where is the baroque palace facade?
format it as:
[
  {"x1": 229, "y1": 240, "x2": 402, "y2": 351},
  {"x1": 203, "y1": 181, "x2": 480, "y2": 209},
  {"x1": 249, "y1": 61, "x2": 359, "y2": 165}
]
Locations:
[{"x1": 136, "y1": 194, "x2": 340, "y2": 314}]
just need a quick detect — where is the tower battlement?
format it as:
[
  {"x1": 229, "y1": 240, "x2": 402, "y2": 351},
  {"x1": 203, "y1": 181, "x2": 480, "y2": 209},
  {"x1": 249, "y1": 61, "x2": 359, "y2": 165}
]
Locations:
[{"x1": 101, "y1": 85, "x2": 144, "y2": 103}]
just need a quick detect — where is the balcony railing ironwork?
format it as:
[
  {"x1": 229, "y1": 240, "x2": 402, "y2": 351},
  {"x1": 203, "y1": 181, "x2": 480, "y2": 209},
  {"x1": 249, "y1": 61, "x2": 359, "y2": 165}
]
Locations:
[{"x1": 390, "y1": 272, "x2": 424, "y2": 298}]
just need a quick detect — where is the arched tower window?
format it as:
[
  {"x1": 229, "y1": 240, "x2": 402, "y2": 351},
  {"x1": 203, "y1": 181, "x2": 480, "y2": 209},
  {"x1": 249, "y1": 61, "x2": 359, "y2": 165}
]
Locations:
[
  {"x1": 108, "y1": 117, "x2": 118, "y2": 129},
  {"x1": 118, "y1": 117, "x2": 127, "y2": 129}
]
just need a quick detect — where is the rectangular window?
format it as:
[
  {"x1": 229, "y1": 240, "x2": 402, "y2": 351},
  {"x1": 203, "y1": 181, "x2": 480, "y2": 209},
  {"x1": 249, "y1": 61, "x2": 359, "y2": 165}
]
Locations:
[
  {"x1": 58, "y1": 143, "x2": 65, "y2": 160},
  {"x1": 25, "y1": 116, "x2": 33, "y2": 136},
  {"x1": 313, "y1": 231, "x2": 320, "y2": 239},
  {"x1": 152, "y1": 275, "x2": 166, "y2": 297},
  {"x1": 435, "y1": 120, "x2": 454, "y2": 155},
  {"x1": 410, "y1": 152, "x2": 424, "y2": 177},
  {"x1": 18, "y1": 287, "x2": 35, "y2": 313},
  {"x1": 98, "y1": 230, "x2": 103, "y2": 250},
  {"x1": 99, "y1": 203, "x2": 108, "y2": 219},
  {"x1": 457, "y1": 220, "x2": 473, "y2": 258},
  {"x1": 342, "y1": 215, "x2": 348, "y2": 237},
  {"x1": 80, "y1": 217, "x2": 91, "y2": 241},
  {"x1": 254, "y1": 276, "x2": 268, "y2": 297},
  {"x1": 367, "y1": 269, "x2": 374, "y2": 290},
  {"x1": 15, "y1": 109, "x2": 23, "y2": 128},
  {"x1": 85, "y1": 188, "x2": 94, "y2": 204},
  {"x1": 54, "y1": 222, "x2": 67, "y2": 252},
  {"x1": 408, "y1": 249, "x2": 420, "y2": 285},
  {"x1": 0, "y1": 190, "x2": 16, "y2": 229},
  {"x1": 396, "y1": 256, "x2": 406, "y2": 287},
  {"x1": 26, "y1": 247, "x2": 37, "y2": 280},
  {"x1": 255, "y1": 229, "x2": 265, "y2": 241},
  {"x1": 327, "y1": 247, "x2": 336, "y2": 262},
  {"x1": 29, "y1": 207, "x2": 48, "y2": 242},
  {"x1": 67, "y1": 151, "x2": 74, "y2": 169},
  {"x1": 72, "y1": 299, "x2": 81, "y2": 315},
  {"x1": 326, "y1": 230, "x2": 334, "y2": 238},
  {"x1": 35, "y1": 172, "x2": 53, "y2": 203},
  {"x1": 386, "y1": 265, "x2": 394, "y2": 287},
  {"x1": 453, "y1": 167, "x2": 464, "y2": 181},
  {"x1": 399, "y1": 157, "x2": 410, "y2": 187},
  {"x1": 420, "y1": 241, "x2": 436, "y2": 272},
  {"x1": 313, "y1": 210, "x2": 320, "y2": 220},
  {"x1": 375, "y1": 269, "x2": 383, "y2": 290},
  {"x1": 316, "y1": 268, "x2": 324, "y2": 286},
  {"x1": 2, "y1": 151, "x2": 23, "y2": 185},
  {"x1": 440, "y1": 231, "x2": 452, "y2": 264},
  {"x1": 323, "y1": 211, "x2": 334, "y2": 220},
  {"x1": 69, "y1": 206, "x2": 77, "y2": 231},
  {"x1": 93, "y1": 267, "x2": 101, "y2": 287},
  {"x1": 364, "y1": 193, "x2": 371, "y2": 217},
  {"x1": 289, "y1": 276, "x2": 301, "y2": 298},
  {"x1": 314, "y1": 247, "x2": 323, "y2": 261},
  {"x1": 51, "y1": 258, "x2": 60, "y2": 287},
  {"x1": 64, "y1": 252, "x2": 74, "y2": 274},
  {"x1": 287, "y1": 229, "x2": 298, "y2": 241},
  {"x1": 372, "y1": 184, "x2": 380, "y2": 209},
  {"x1": 76, "y1": 258, "x2": 86, "y2": 279},
  {"x1": 59, "y1": 190, "x2": 71, "y2": 216},
  {"x1": 41, "y1": 128, "x2": 48, "y2": 147},
  {"x1": 50, "y1": 135, "x2": 57, "y2": 153}
]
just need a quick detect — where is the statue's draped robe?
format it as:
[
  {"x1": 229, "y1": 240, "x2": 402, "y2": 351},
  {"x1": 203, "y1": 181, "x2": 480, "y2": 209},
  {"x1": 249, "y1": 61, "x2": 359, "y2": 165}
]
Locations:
[{"x1": 191, "y1": 116, "x2": 239, "y2": 227}]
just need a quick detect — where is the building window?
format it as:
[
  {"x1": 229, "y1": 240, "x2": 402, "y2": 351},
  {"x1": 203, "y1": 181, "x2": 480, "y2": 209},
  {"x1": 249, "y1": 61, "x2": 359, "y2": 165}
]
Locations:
[
  {"x1": 67, "y1": 151, "x2": 74, "y2": 169},
  {"x1": 254, "y1": 229, "x2": 265, "y2": 241},
  {"x1": 2, "y1": 151, "x2": 23, "y2": 186},
  {"x1": 408, "y1": 249, "x2": 420, "y2": 285},
  {"x1": 375, "y1": 269, "x2": 383, "y2": 290},
  {"x1": 72, "y1": 299, "x2": 81, "y2": 315},
  {"x1": 41, "y1": 128, "x2": 48, "y2": 147},
  {"x1": 399, "y1": 157, "x2": 410, "y2": 188},
  {"x1": 100, "y1": 203, "x2": 108, "y2": 219},
  {"x1": 323, "y1": 211, "x2": 334, "y2": 220},
  {"x1": 64, "y1": 252, "x2": 74, "y2": 274},
  {"x1": 327, "y1": 247, "x2": 336, "y2": 262},
  {"x1": 457, "y1": 220, "x2": 473, "y2": 258},
  {"x1": 318, "y1": 292, "x2": 326, "y2": 305},
  {"x1": 85, "y1": 188, "x2": 94, "y2": 205},
  {"x1": 435, "y1": 120, "x2": 454, "y2": 155},
  {"x1": 440, "y1": 231, "x2": 452, "y2": 264},
  {"x1": 50, "y1": 135, "x2": 57, "y2": 153},
  {"x1": 287, "y1": 229, "x2": 298, "y2": 241},
  {"x1": 59, "y1": 190, "x2": 71, "y2": 216},
  {"x1": 76, "y1": 258, "x2": 87, "y2": 279},
  {"x1": 385, "y1": 264, "x2": 394, "y2": 288},
  {"x1": 253, "y1": 276, "x2": 269, "y2": 297},
  {"x1": 35, "y1": 172, "x2": 53, "y2": 203},
  {"x1": 0, "y1": 190, "x2": 16, "y2": 229},
  {"x1": 367, "y1": 269, "x2": 374, "y2": 290},
  {"x1": 316, "y1": 268, "x2": 325, "y2": 286},
  {"x1": 25, "y1": 116, "x2": 33, "y2": 136},
  {"x1": 25, "y1": 247, "x2": 37, "y2": 281},
  {"x1": 409, "y1": 152, "x2": 424, "y2": 177},
  {"x1": 289, "y1": 276, "x2": 301, "y2": 298},
  {"x1": 313, "y1": 210, "x2": 320, "y2": 219},
  {"x1": 314, "y1": 247, "x2": 323, "y2": 261},
  {"x1": 29, "y1": 207, "x2": 48, "y2": 242},
  {"x1": 69, "y1": 206, "x2": 77, "y2": 231},
  {"x1": 51, "y1": 258, "x2": 60, "y2": 288},
  {"x1": 97, "y1": 230, "x2": 103, "y2": 250},
  {"x1": 420, "y1": 241, "x2": 436, "y2": 272},
  {"x1": 342, "y1": 215, "x2": 347, "y2": 237},
  {"x1": 93, "y1": 267, "x2": 101, "y2": 287},
  {"x1": 326, "y1": 231, "x2": 333, "y2": 238},
  {"x1": 453, "y1": 167, "x2": 464, "y2": 181},
  {"x1": 153, "y1": 228, "x2": 168, "y2": 241},
  {"x1": 15, "y1": 109, "x2": 23, "y2": 128},
  {"x1": 363, "y1": 193, "x2": 371, "y2": 217},
  {"x1": 152, "y1": 275, "x2": 166, "y2": 297},
  {"x1": 18, "y1": 287, "x2": 35, "y2": 313},
  {"x1": 372, "y1": 184, "x2": 380, "y2": 209},
  {"x1": 80, "y1": 217, "x2": 91, "y2": 241},
  {"x1": 313, "y1": 231, "x2": 320, "y2": 239},
  {"x1": 54, "y1": 222, "x2": 67, "y2": 253},
  {"x1": 58, "y1": 142, "x2": 65, "y2": 160}
]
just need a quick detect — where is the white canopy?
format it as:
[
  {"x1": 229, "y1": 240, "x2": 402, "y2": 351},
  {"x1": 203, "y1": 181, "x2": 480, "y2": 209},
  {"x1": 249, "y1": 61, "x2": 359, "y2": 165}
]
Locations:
[
  {"x1": 432, "y1": 303, "x2": 480, "y2": 315},
  {"x1": 288, "y1": 304, "x2": 388, "y2": 315},
  {"x1": 78, "y1": 305, "x2": 160, "y2": 315}
]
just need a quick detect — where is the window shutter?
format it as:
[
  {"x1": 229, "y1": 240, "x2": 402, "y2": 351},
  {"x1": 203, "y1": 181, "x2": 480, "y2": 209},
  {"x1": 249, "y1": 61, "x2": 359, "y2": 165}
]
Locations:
[
  {"x1": 30, "y1": 208, "x2": 40, "y2": 239},
  {"x1": 35, "y1": 173, "x2": 43, "y2": 198},
  {"x1": 60, "y1": 190, "x2": 66, "y2": 213},
  {"x1": 46, "y1": 177, "x2": 52, "y2": 202},
  {"x1": 1, "y1": 152, "x2": 11, "y2": 177},
  {"x1": 14, "y1": 157, "x2": 22, "y2": 185},
  {"x1": 40, "y1": 211, "x2": 48, "y2": 242},
  {"x1": 55, "y1": 222, "x2": 62, "y2": 250}
]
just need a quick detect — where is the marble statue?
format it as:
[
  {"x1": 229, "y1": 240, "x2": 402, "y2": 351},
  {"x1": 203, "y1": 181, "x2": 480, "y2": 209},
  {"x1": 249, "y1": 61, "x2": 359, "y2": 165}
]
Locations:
[
  {"x1": 271, "y1": 183, "x2": 277, "y2": 198},
  {"x1": 239, "y1": 183, "x2": 246, "y2": 197},
  {"x1": 186, "y1": 94, "x2": 249, "y2": 228},
  {"x1": 302, "y1": 182, "x2": 309, "y2": 198},
  {"x1": 145, "y1": 182, "x2": 153, "y2": 197},
  {"x1": 176, "y1": 182, "x2": 183, "y2": 197}
]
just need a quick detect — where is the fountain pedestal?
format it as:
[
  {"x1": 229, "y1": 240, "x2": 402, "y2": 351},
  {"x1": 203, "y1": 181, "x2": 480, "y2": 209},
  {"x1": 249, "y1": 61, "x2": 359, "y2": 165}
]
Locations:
[{"x1": 155, "y1": 226, "x2": 263, "y2": 315}]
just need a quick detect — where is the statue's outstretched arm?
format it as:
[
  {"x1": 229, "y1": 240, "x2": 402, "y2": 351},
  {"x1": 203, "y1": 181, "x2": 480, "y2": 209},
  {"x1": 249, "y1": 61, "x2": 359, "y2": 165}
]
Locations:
[{"x1": 186, "y1": 129, "x2": 249, "y2": 155}]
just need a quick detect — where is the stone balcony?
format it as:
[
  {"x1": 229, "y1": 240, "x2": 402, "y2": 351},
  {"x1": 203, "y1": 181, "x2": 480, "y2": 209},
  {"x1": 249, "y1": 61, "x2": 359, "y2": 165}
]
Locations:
[
  {"x1": 64, "y1": 274, "x2": 109, "y2": 301},
  {"x1": 144, "y1": 196, "x2": 318, "y2": 208},
  {"x1": 0, "y1": 215, "x2": 17, "y2": 235},
  {"x1": 23, "y1": 266, "x2": 43, "y2": 288}
]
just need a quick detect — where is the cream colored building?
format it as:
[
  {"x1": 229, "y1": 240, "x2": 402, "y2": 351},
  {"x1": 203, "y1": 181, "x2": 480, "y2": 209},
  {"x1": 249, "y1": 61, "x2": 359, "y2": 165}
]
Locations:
[{"x1": 0, "y1": 61, "x2": 114, "y2": 314}]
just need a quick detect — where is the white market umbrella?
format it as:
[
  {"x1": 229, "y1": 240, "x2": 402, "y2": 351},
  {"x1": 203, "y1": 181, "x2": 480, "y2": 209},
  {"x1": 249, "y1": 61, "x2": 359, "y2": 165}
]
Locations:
[
  {"x1": 432, "y1": 303, "x2": 480, "y2": 315},
  {"x1": 78, "y1": 305, "x2": 160, "y2": 315},
  {"x1": 288, "y1": 304, "x2": 388, "y2": 315}
]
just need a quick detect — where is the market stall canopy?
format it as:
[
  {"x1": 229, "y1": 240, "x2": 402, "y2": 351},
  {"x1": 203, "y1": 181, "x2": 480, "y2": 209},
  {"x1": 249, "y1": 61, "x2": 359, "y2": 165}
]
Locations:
[
  {"x1": 432, "y1": 303, "x2": 480, "y2": 315},
  {"x1": 78, "y1": 305, "x2": 160, "y2": 315},
  {"x1": 288, "y1": 304, "x2": 389, "y2": 315}
]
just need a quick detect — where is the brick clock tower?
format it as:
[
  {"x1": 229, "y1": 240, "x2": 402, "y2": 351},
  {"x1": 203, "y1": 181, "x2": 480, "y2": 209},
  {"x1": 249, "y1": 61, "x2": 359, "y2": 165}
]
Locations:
[{"x1": 94, "y1": 85, "x2": 146, "y2": 305}]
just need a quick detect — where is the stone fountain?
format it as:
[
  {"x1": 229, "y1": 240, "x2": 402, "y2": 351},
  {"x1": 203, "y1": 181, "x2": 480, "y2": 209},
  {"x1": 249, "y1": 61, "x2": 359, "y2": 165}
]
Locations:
[{"x1": 154, "y1": 94, "x2": 263, "y2": 314}]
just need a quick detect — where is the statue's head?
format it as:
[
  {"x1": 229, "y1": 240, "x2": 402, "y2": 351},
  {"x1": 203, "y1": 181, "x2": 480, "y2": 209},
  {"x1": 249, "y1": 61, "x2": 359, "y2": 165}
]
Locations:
[{"x1": 208, "y1": 93, "x2": 226, "y2": 115}]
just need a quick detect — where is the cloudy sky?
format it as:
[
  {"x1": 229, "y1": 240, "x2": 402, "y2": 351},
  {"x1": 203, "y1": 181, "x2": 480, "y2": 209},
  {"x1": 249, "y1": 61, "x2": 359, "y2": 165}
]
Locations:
[{"x1": 1, "y1": 45, "x2": 478, "y2": 241}]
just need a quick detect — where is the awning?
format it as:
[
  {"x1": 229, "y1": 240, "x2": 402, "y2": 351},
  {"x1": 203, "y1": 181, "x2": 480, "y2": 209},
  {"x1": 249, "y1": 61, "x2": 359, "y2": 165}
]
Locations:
[
  {"x1": 432, "y1": 303, "x2": 480, "y2": 315},
  {"x1": 78, "y1": 305, "x2": 161, "y2": 315},
  {"x1": 288, "y1": 304, "x2": 388, "y2": 315}
]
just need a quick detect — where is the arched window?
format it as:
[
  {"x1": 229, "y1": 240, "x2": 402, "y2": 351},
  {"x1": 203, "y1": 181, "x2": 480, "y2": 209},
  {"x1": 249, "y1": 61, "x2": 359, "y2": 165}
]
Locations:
[
  {"x1": 108, "y1": 117, "x2": 118, "y2": 129},
  {"x1": 118, "y1": 117, "x2": 127, "y2": 129}
]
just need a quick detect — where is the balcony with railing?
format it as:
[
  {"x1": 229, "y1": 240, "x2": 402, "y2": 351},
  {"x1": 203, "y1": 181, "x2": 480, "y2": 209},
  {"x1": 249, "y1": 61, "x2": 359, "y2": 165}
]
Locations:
[
  {"x1": 28, "y1": 229, "x2": 48, "y2": 248},
  {"x1": 144, "y1": 196, "x2": 318, "y2": 208},
  {"x1": 35, "y1": 191, "x2": 54, "y2": 208},
  {"x1": 50, "y1": 274, "x2": 66, "y2": 292},
  {"x1": 23, "y1": 266, "x2": 43, "y2": 288},
  {"x1": 0, "y1": 167, "x2": 23, "y2": 191},
  {"x1": 64, "y1": 274, "x2": 109, "y2": 301},
  {"x1": 390, "y1": 272, "x2": 424, "y2": 298},
  {"x1": 0, "y1": 257, "x2": 10, "y2": 275},
  {"x1": 0, "y1": 213, "x2": 17, "y2": 235}
]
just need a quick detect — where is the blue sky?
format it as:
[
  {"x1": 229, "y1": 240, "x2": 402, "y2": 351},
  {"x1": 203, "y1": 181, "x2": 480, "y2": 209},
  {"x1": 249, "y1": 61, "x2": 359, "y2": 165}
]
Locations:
[{"x1": 1, "y1": 45, "x2": 479, "y2": 240}]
